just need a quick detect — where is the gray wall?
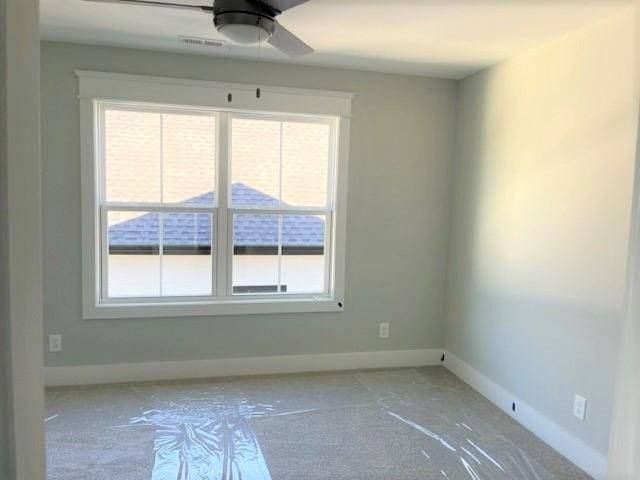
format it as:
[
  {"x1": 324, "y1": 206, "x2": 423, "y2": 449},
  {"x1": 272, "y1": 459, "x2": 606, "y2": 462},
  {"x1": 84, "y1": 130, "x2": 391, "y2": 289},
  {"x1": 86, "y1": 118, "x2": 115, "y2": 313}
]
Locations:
[
  {"x1": 445, "y1": 11, "x2": 639, "y2": 455},
  {"x1": 41, "y1": 41, "x2": 458, "y2": 367},
  {"x1": 0, "y1": 0, "x2": 10, "y2": 475}
]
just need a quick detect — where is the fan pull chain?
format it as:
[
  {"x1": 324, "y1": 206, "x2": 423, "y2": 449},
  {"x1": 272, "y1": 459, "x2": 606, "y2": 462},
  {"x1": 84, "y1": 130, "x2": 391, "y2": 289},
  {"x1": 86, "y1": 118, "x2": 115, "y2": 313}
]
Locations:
[
  {"x1": 256, "y1": 27, "x2": 262, "y2": 99},
  {"x1": 227, "y1": 40, "x2": 233, "y2": 103}
]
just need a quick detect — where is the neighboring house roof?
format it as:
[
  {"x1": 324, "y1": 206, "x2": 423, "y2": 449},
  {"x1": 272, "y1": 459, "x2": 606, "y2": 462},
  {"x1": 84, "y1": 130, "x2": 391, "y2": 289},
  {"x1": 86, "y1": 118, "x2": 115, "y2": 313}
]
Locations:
[{"x1": 108, "y1": 183, "x2": 325, "y2": 254}]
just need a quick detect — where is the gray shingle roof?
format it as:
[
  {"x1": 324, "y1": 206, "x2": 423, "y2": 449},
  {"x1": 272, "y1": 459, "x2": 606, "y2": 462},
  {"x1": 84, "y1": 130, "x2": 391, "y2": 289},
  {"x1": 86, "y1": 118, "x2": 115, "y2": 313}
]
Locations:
[{"x1": 108, "y1": 183, "x2": 325, "y2": 253}]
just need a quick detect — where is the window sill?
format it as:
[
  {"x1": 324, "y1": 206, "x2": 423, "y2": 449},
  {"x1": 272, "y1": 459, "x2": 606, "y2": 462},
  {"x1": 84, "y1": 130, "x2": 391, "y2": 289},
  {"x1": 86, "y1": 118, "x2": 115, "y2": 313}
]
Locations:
[{"x1": 83, "y1": 297, "x2": 345, "y2": 319}]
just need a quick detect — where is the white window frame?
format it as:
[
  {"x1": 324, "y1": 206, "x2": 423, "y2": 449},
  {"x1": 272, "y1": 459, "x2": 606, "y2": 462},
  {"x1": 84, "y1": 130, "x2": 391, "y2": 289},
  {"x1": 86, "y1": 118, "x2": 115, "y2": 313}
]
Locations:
[{"x1": 78, "y1": 70, "x2": 353, "y2": 319}]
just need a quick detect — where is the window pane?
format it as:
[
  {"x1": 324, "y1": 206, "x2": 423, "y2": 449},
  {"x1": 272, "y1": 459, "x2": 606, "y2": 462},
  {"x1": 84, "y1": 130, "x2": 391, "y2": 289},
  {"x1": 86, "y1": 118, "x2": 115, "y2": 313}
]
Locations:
[
  {"x1": 162, "y1": 213, "x2": 213, "y2": 296},
  {"x1": 108, "y1": 211, "x2": 160, "y2": 297},
  {"x1": 281, "y1": 214, "x2": 326, "y2": 293},
  {"x1": 233, "y1": 214, "x2": 279, "y2": 294},
  {"x1": 231, "y1": 118, "x2": 280, "y2": 207},
  {"x1": 162, "y1": 114, "x2": 216, "y2": 205},
  {"x1": 282, "y1": 122, "x2": 330, "y2": 207},
  {"x1": 105, "y1": 110, "x2": 161, "y2": 203}
]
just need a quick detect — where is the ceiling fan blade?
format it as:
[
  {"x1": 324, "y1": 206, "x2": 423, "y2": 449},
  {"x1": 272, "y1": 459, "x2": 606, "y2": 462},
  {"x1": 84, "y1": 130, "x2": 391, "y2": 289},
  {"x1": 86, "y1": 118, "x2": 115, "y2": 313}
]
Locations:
[
  {"x1": 83, "y1": 0, "x2": 212, "y2": 12},
  {"x1": 267, "y1": 23, "x2": 313, "y2": 57},
  {"x1": 263, "y1": 0, "x2": 309, "y2": 13}
]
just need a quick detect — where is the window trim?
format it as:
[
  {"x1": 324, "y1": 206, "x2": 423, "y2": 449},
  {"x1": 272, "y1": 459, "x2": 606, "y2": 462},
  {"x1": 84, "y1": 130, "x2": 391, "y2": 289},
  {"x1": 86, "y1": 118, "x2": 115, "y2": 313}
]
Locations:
[{"x1": 79, "y1": 71, "x2": 353, "y2": 319}]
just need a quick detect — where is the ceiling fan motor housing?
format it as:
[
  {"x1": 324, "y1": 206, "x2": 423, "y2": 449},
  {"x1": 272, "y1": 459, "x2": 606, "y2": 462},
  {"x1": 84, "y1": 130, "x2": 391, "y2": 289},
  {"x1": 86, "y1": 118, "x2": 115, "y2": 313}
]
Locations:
[{"x1": 213, "y1": 0, "x2": 279, "y2": 42}]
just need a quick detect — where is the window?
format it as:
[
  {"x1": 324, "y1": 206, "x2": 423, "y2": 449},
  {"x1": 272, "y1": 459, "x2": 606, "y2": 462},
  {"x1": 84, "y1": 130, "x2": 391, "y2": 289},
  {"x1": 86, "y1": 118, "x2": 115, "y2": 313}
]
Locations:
[
  {"x1": 79, "y1": 71, "x2": 352, "y2": 318},
  {"x1": 230, "y1": 116, "x2": 331, "y2": 296},
  {"x1": 102, "y1": 107, "x2": 216, "y2": 299}
]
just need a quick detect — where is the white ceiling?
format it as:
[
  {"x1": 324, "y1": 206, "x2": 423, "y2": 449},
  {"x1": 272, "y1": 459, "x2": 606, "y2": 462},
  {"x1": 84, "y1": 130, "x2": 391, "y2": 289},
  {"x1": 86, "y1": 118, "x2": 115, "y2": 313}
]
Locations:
[{"x1": 41, "y1": 0, "x2": 632, "y2": 79}]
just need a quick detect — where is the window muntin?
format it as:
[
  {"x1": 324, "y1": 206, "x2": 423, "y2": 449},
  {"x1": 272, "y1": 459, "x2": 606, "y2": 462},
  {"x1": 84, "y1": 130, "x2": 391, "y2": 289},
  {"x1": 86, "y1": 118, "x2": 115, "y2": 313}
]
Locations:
[{"x1": 97, "y1": 103, "x2": 335, "y2": 304}]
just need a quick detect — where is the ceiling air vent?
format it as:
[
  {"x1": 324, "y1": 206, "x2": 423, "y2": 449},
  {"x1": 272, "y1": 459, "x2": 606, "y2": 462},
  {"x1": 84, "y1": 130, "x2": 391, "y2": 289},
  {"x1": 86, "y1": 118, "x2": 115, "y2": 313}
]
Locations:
[{"x1": 179, "y1": 36, "x2": 227, "y2": 48}]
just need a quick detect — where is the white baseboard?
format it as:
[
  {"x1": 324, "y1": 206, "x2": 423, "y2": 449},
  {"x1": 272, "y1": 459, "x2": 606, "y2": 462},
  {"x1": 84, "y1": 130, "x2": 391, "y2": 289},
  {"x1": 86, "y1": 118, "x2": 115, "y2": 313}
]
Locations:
[
  {"x1": 45, "y1": 348, "x2": 443, "y2": 387},
  {"x1": 443, "y1": 351, "x2": 607, "y2": 480}
]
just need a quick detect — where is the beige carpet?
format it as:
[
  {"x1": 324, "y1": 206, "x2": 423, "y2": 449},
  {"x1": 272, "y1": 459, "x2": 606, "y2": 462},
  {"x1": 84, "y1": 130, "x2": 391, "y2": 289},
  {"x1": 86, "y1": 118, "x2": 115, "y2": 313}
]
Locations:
[{"x1": 45, "y1": 366, "x2": 592, "y2": 480}]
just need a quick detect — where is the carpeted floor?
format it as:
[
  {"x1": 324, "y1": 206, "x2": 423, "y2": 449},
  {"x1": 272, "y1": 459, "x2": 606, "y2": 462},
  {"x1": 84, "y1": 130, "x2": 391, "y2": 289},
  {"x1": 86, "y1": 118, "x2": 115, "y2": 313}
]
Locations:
[{"x1": 45, "y1": 366, "x2": 592, "y2": 480}]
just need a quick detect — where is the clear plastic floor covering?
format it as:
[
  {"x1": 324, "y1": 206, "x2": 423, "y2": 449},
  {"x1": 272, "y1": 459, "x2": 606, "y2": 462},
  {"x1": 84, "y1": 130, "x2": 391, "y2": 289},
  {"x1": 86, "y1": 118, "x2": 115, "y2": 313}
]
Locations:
[{"x1": 45, "y1": 367, "x2": 592, "y2": 480}]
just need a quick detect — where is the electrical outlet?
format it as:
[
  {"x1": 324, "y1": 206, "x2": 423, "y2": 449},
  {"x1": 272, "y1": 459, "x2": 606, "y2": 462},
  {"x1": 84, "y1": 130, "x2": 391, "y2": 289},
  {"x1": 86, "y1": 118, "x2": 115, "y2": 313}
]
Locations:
[
  {"x1": 49, "y1": 334, "x2": 62, "y2": 353},
  {"x1": 379, "y1": 323, "x2": 389, "y2": 338},
  {"x1": 573, "y1": 394, "x2": 587, "y2": 421}
]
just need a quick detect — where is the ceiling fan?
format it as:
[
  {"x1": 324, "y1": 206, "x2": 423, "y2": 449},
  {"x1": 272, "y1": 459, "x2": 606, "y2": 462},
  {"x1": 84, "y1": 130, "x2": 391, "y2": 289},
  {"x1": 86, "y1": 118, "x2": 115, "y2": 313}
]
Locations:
[{"x1": 84, "y1": 0, "x2": 314, "y2": 57}]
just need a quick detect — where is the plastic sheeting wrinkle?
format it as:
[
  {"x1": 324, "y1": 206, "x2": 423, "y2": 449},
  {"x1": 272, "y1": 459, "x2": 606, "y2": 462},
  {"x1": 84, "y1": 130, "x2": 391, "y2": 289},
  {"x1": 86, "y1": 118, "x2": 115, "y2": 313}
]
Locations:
[
  {"x1": 129, "y1": 397, "x2": 285, "y2": 480},
  {"x1": 466, "y1": 439, "x2": 505, "y2": 472},
  {"x1": 460, "y1": 457, "x2": 482, "y2": 480},
  {"x1": 386, "y1": 411, "x2": 457, "y2": 453}
]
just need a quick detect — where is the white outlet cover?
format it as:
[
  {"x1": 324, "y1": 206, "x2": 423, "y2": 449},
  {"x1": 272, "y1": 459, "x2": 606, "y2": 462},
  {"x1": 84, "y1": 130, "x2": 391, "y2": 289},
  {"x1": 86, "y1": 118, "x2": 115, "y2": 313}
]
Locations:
[
  {"x1": 379, "y1": 323, "x2": 389, "y2": 338},
  {"x1": 49, "y1": 334, "x2": 62, "y2": 352},
  {"x1": 573, "y1": 394, "x2": 587, "y2": 421}
]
